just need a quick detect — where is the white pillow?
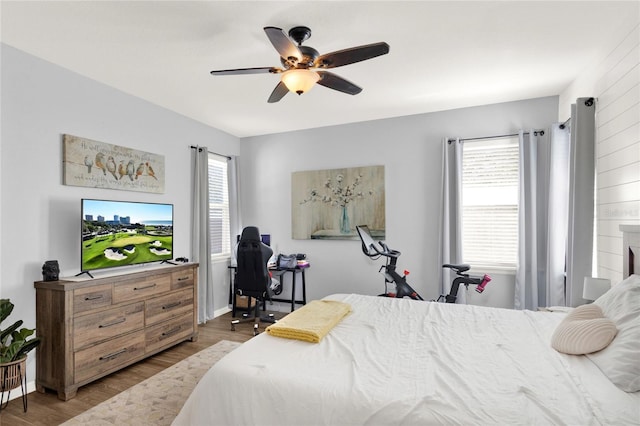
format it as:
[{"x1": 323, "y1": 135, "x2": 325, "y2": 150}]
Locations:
[
  {"x1": 551, "y1": 304, "x2": 617, "y2": 355},
  {"x1": 587, "y1": 274, "x2": 640, "y2": 392},
  {"x1": 594, "y1": 274, "x2": 640, "y2": 323}
]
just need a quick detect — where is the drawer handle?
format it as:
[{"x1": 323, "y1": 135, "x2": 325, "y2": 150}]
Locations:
[
  {"x1": 133, "y1": 283, "x2": 157, "y2": 291},
  {"x1": 84, "y1": 295, "x2": 104, "y2": 301},
  {"x1": 98, "y1": 318, "x2": 126, "y2": 328},
  {"x1": 177, "y1": 276, "x2": 190, "y2": 281},
  {"x1": 161, "y1": 326, "x2": 182, "y2": 339},
  {"x1": 162, "y1": 301, "x2": 182, "y2": 310},
  {"x1": 99, "y1": 348, "x2": 127, "y2": 361}
]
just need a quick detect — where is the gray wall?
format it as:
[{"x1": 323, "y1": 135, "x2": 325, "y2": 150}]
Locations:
[
  {"x1": 238, "y1": 96, "x2": 558, "y2": 309},
  {"x1": 0, "y1": 44, "x2": 240, "y2": 388}
]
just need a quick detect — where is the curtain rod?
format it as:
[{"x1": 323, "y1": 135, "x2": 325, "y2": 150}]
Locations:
[
  {"x1": 447, "y1": 130, "x2": 545, "y2": 144},
  {"x1": 189, "y1": 145, "x2": 231, "y2": 160},
  {"x1": 559, "y1": 98, "x2": 594, "y2": 129}
]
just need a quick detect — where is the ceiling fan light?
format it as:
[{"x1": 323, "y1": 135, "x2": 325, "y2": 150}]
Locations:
[{"x1": 281, "y1": 69, "x2": 320, "y2": 95}]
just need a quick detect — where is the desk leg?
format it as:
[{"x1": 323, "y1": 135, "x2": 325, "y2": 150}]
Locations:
[
  {"x1": 301, "y1": 269, "x2": 306, "y2": 305},
  {"x1": 291, "y1": 270, "x2": 296, "y2": 312}
]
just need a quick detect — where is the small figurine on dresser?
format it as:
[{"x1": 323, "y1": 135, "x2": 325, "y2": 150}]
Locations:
[{"x1": 42, "y1": 260, "x2": 60, "y2": 281}]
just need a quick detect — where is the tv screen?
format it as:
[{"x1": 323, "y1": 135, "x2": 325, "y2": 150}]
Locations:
[{"x1": 81, "y1": 199, "x2": 173, "y2": 272}]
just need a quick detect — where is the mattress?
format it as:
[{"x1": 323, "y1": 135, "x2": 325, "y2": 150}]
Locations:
[{"x1": 173, "y1": 293, "x2": 640, "y2": 425}]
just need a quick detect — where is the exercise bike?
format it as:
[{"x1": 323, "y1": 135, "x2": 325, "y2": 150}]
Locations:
[
  {"x1": 356, "y1": 225, "x2": 491, "y2": 302},
  {"x1": 439, "y1": 263, "x2": 491, "y2": 303},
  {"x1": 356, "y1": 225, "x2": 424, "y2": 300}
]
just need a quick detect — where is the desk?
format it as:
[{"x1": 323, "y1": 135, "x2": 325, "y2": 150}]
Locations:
[{"x1": 228, "y1": 265, "x2": 308, "y2": 314}]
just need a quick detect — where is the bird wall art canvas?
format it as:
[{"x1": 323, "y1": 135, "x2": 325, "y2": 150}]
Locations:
[{"x1": 62, "y1": 134, "x2": 165, "y2": 193}]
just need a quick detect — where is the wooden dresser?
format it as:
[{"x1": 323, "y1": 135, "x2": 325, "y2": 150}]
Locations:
[{"x1": 33, "y1": 263, "x2": 198, "y2": 400}]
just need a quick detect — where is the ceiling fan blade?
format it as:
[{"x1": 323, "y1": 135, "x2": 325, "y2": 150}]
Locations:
[
  {"x1": 314, "y1": 42, "x2": 390, "y2": 69},
  {"x1": 267, "y1": 81, "x2": 289, "y2": 103},
  {"x1": 210, "y1": 67, "x2": 280, "y2": 76},
  {"x1": 264, "y1": 26, "x2": 302, "y2": 62},
  {"x1": 316, "y1": 71, "x2": 362, "y2": 95}
]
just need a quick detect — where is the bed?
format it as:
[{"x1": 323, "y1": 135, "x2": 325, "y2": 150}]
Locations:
[{"x1": 174, "y1": 226, "x2": 640, "y2": 425}]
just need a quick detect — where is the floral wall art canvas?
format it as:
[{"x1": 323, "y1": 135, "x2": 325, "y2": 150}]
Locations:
[
  {"x1": 63, "y1": 134, "x2": 165, "y2": 193},
  {"x1": 292, "y1": 165, "x2": 385, "y2": 240}
]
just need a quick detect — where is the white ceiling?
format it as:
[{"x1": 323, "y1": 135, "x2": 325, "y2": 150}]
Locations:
[{"x1": 1, "y1": 1, "x2": 638, "y2": 138}]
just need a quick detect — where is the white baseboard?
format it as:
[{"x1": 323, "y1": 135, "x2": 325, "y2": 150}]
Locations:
[{"x1": 213, "y1": 305, "x2": 231, "y2": 318}]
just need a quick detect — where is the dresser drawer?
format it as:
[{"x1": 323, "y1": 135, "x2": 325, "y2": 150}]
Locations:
[
  {"x1": 113, "y1": 275, "x2": 171, "y2": 304},
  {"x1": 73, "y1": 302, "x2": 144, "y2": 350},
  {"x1": 145, "y1": 312, "x2": 194, "y2": 354},
  {"x1": 145, "y1": 288, "x2": 194, "y2": 327},
  {"x1": 74, "y1": 331, "x2": 145, "y2": 384},
  {"x1": 74, "y1": 284, "x2": 112, "y2": 314},
  {"x1": 171, "y1": 269, "x2": 195, "y2": 290}
]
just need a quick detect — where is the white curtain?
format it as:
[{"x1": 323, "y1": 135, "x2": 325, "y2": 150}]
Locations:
[
  {"x1": 515, "y1": 130, "x2": 545, "y2": 310},
  {"x1": 515, "y1": 128, "x2": 574, "y2": 310},
  {"x1": 227, "y1": 155, "x2": 242, "y2": 250},
  {"x1": 439, "y1": 138, "x2": 465, "y2": 303},
  {"x1": 191, "y1": 146, "x2": 215, "y2": 323},
  {"x1": 566, "y1": 98, "x2": 596, "y2": 307},
  {"x1": 515, "y1": 97, "x2": 595, "y2": 309},
  {"x1": 545, "y1": 124, "x2": 571, "y2": 306}
]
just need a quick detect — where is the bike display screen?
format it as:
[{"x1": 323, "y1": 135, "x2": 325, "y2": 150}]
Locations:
[{"x1": 356, "y1": 225, "x2": 378, "y2": 256}]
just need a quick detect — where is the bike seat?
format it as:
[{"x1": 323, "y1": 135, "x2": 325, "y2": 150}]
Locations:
[{"x1": 442, "y1": 263, "x2": 470, "y2": 273}]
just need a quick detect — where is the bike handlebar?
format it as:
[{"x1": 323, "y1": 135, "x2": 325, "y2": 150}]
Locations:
[
  {"x1": 364, "y1": 240, "x2": 400, "y2": 259},
  {"x1": 377, "y1": 241, "x2": 400, "y2": 258}
]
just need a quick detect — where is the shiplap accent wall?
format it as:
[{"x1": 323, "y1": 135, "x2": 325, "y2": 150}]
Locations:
[
  {"x1": 561, "y1": 23, "x2": 640, "y2": 283},
  {"x1": 597, "y1": 23, "x2": 640, "y2": 283}
]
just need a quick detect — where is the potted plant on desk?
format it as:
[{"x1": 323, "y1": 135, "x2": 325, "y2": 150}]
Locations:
[{"x1": 0, "y1": 298, "x2": 41, "y2": 411}]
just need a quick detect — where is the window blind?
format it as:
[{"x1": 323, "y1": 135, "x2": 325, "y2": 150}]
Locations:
[
  {"x1": 462, "y1": 137, "x2": 519, "y2": 267},
  {"x1": 208, "y1": 153, "x2": 230, "y2": 257}
]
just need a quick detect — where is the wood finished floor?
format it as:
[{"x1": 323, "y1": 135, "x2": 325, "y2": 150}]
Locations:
[{"x1": 0, "y1": 311, "x2": 255, "y2": 426}]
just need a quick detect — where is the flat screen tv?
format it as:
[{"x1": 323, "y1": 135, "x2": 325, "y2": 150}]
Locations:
[{"x1": 81, "y1": 199, "x2": 173, "y2": 273}]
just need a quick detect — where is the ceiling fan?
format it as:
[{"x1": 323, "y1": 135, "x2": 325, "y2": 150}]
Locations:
[{"x1": 210, "y1": 26, "x2": 390, "y2": 103}]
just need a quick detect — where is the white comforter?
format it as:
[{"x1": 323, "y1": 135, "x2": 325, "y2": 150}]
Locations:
[{"x1": 174, "y1": 294, "x2": 640, "y2": 425}]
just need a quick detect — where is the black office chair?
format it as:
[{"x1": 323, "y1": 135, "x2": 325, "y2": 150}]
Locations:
[{"x1": 231, "y1": 226, "x2": 277, "y2": 335}]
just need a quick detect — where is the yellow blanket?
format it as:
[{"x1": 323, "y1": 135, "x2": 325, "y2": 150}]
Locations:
[{"x1": 265, "y1": 300, "x2": 351, "y2": 343}]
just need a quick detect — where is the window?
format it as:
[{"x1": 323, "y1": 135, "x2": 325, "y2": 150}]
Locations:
[
  {"x1": 208, "y1": 153, "x2": 231, "y2": 258},
  {"x1": 461, "y1": 137, "x2": 519, "y2": 268}
]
